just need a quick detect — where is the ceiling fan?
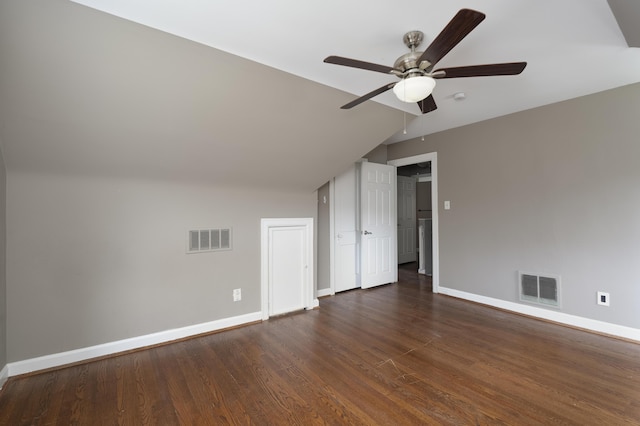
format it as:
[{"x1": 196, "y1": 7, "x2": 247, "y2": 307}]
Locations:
[{"x1": 324, "y1": 8, "x2": 527, "y2": 114}]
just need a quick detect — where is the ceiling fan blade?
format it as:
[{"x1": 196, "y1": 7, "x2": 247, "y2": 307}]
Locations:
[
  {"x1": 433, "y1": 62, "x2": 527, "y2": 78},
  {"x1": 341, "y1": 83, "x2": 395, "y2": 109},
  {"x1": 417, "y1": 95, "x2": 437, "y2": 114},
  {"x1": 418, "y1": 9, "x2": 486, "y2": 71},
  {"x1": 324, "y1": 56, "x2": 400, "y2": 75}
]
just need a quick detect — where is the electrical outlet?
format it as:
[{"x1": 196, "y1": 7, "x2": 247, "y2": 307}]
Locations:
[
  {"x1": 597, "y1": 291, "x2": 609, "y2": 306},
  {"x1": 233, "y1": 288, "x2": 241, "y2": 302}
]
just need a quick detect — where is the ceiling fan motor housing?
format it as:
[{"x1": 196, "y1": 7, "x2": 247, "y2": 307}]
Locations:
[
  {"x1": 394, "y1": 31, "x2": 431, "y2": 75},
  {"x1": 394, "y1": 52, "x2": 429, "y2": 76}
]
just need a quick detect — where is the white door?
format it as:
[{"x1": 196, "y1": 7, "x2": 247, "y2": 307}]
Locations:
[
  {"x1": 360, "y1": 162, "x2": 397, "y2": 289},
  {"x1": 261, "y1": 218, "x2": 314, "y2": 319},
  {"x1": 397, "y1": 175, "x2": 417, "y2": 264},
  {"x1": 334, "y1": 166, "x2": 359, "y2": 292}
]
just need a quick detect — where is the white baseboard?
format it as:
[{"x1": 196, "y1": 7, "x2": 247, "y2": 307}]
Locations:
[
  {"x1": 8, "y1": 311, "x2": 262, "y2": 377},
  {"x1": 0, "y1": 364, "x2": 8, "y2": 389},
  {"x1": 439, "y1": 287, "x2": 640, "y2": 342},
  {"x1": 317, "y1": 288, "x2": 333, "y2": 298}
]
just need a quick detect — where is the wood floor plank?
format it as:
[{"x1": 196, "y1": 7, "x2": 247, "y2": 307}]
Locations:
[
  {"x1": 92, "y1": 358, "x2": 119, "y2": 425},
  {"x1": 158, "y1": 343, "x2": 207, "y2": 424},
  {"x1": 114, "y1": 352, "x2": 140, "y2": 424},
  {"x1": 255, "y1": 318, "x2": 384, "y2": 425},
  {"x1": 167, "y1": 341, "x2": 229, "y2": 424},
  {"x1": 1, "y1": 264, "x2": 639, "y2": 424}
]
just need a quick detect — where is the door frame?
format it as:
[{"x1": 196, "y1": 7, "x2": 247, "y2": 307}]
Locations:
[
  {"x1": 388, "y1": 152, "x2": 440, "y2": 293},
  {"x1": 260, "y1": 218, "x2": 316, "y2": 320},
  {"x1": 327, "y1": 178, "x2": 336, "y2": 297}
]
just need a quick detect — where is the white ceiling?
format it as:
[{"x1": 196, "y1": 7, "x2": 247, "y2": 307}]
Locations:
[{"x1": 70, "y1": 0, "x2": 640, "y2": 144}]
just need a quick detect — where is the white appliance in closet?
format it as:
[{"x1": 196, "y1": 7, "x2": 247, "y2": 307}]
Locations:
[{"x1": 418, "y1": 218, "x2": 432, "y2": 275}]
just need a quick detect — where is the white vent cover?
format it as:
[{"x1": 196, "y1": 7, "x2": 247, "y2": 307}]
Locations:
[
  {"x1": 188, "y1": 228, "x2": 232, "y2": 253},
  {"x1": 519, "y1": 272, "x2": 561, "y2": 307}
]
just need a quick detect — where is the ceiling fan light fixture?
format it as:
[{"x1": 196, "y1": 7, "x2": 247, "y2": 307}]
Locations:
[{"x1": 393, "y1": 76, "x2": 436, "y2": 103}]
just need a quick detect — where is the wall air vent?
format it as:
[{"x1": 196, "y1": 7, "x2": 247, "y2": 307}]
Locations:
[
  {"x1": 188, "y1": 228, "x2": 232, "y2": 253},
  {"x1": 519, "y1": 272, "x2": 561, "y2": 308}
]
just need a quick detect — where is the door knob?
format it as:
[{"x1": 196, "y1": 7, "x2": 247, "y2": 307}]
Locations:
[{"x1": 364, "y1": 230, "x2": 372, "y2": 235}]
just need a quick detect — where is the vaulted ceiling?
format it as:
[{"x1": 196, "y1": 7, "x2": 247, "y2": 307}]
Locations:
[
  {"x1": 0, "y1": 1, "x2": 639, "y2": 192},
  {"x1": 70, "y1": 0, "x2": 640, "y2": 143},
  {"x1": 0, "y1": 0, "x2": 404, "y2": 191}
]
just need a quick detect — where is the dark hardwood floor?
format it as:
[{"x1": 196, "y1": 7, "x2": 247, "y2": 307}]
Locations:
[{"x1": 1, "y1": 264, "x2": 639, "y2": 425}]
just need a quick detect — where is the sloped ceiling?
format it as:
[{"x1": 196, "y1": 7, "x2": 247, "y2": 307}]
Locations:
[
  {"x1": 68, "y1": 0, "x2": 640, "y2": 144},
  {"x1": 0, "y1": 0, "x2": 404, "y2": 191},
  {"x1": 2, "y1": 1, "x2": 639, "y2": 192}
]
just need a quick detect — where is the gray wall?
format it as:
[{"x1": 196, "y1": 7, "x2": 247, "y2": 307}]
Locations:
[
  {"x1": 388, "y1": 82, "x2": 640, "y2": 329},
  {"x1": 0, "y1": 0, "x2": 405, "y2": 364},
  {"x1": 7, "y1": 173, "x2": 316, "y2": 361},
  {"x1": 363, "y1": 145, "x2": 388, "y2": 164},
  {"x1": 608, "y1": 0, "x2": 640, "y2": 47}
]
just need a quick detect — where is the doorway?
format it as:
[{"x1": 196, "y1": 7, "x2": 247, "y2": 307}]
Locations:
[
  {"x1": 397, "y1": 162, "x2": 432, "y2": 272},
  {"x1": 388, "y1": 152, "x2": 439, "y2": 293},
  {"x1": 326, "y1": 153, "x2": 438, "y2": 295},
  {"x1": 329, "y1": 161, "x2": 397, "y2": 294}
]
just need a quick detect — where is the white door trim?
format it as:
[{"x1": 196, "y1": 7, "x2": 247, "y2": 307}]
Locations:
[
  {"x1": 388, "y1": 152, "x2": 440, "y2": 293},
  {"x1": 327, "y1": 178, "x2": 336, "y2": 296},
  {"x1": 260, "y1": 218, "x2": 316, "y2": 320}
]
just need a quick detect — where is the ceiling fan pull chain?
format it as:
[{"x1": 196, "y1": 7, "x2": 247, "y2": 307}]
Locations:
[
  {"x1": 421, "y1": 100, "x2": 425, "y2": 141},
  {"x1": 403, "y1": 111, "x2": 407, "y2": 134}
]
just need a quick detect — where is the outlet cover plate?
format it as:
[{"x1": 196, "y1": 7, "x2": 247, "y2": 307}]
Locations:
[{"x1": 597, "y1": 291, "x2": 610, "y2": 306}]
